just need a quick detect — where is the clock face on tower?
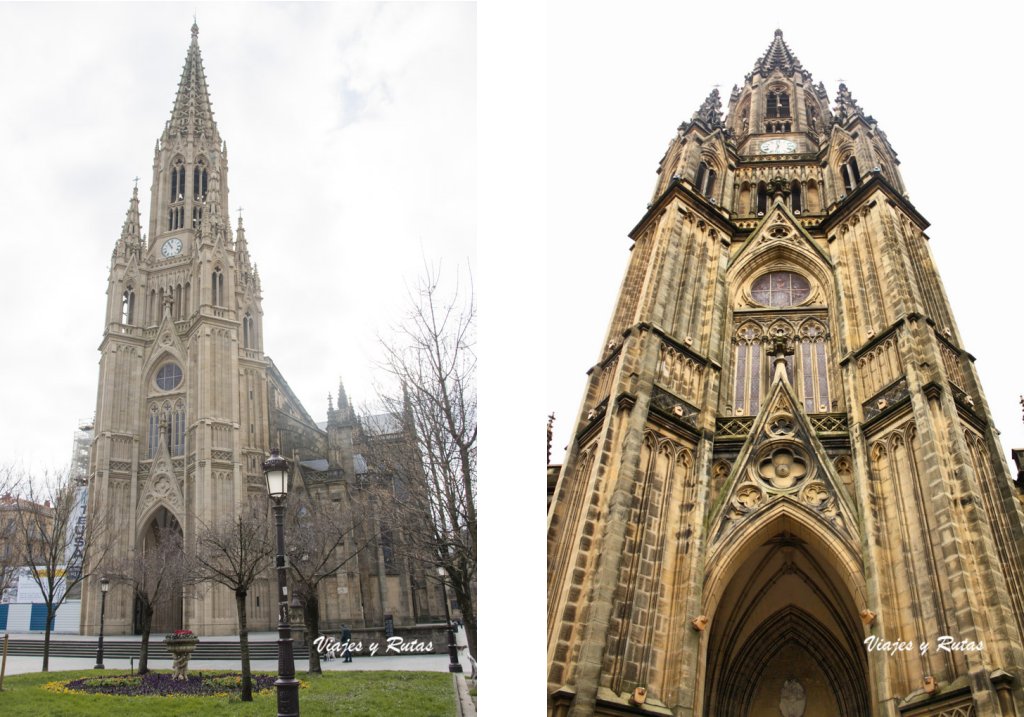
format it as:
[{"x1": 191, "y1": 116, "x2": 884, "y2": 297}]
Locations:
[
  {"x1": 161, "y1": 238, "x2": 183, "y2": 257},
  {"x1": 759, "y1": 139, "x2": 797, "y2": 155}
]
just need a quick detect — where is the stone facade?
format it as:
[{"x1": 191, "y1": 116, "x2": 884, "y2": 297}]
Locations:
[
  {"x1": 80, "y1": 24, "x2": 444, "y2": 638},
  {"x1": 548, "y1": 31, "x2": 1024, "y2": 716}
]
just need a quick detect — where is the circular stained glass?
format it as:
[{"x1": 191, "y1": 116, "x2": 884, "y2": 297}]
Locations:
[
  {"x1": 750, "y1": 271, "x2": 810, "y2": 307},
  {"x1": 156, "y1": 363, "x2": 183, "y2": 391}
]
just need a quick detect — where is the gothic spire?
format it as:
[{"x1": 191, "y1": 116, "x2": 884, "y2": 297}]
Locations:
[
  {"x1": 332, "y1": 378, "x2": 355, "y2": 424},
  {"x1": 689, "y1": 88, "x2": 724, "y2": 130},
  {"x1": 114, "y1": 183, "x2": 143, "y2": 260},
  {"x1": 167, "y1": 22, "x2": 219, "y2": 142},
  {"x1": 832, "y1": 83, "x2": 865, "y2": 124},
  {"x1": 751, "y1": 29, "x2": 806, "y2": 77},
  {"x1": 337, "y1": 378, "x2": 350, "y2": 411},
  {"x1": 235, "y1": 212, "x2": 251, "y2": 273}
]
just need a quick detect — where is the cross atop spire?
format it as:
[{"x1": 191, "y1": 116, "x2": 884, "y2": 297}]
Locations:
[
  {"x1": 167, "y1": 21, "x2": 219, "y2": 142},
  {"x1": 751, "y1": 28, "x2": 806, "y2": 77}
]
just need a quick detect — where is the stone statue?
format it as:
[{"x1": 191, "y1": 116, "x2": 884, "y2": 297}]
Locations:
[{"x1": 779, "y1": 678, "x2": 806, "y2": 717}]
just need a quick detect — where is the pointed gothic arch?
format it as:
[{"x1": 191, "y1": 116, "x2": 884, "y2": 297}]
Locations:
[
  {"x1": 121, "y1": 285, "x2": 135, "y2": 324},
  {"x1": 134, "y1": 504, "x2": 184, "y2": 634},
  {"x1": 700, "y1": 503, "x2": 868, "y2": 717},
  {"x1": 211, "y1": 266, "x2": 224, "y2": 306}
]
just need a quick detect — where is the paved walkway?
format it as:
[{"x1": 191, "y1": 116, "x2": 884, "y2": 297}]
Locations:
[
  {"x1": 0, "y1": 626, "x2": 471, "y2": 677},
  {"x1": 1, "y1": 652, "x2": 451, "y2": 676}
]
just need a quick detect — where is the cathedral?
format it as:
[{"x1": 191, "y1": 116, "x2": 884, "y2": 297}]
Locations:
[
  {"x1": 80, "y1": 24, "x2": 444, "y2": 637},
  {"x1": 547, "y1": 30, "x2": 1024, "y2": 716}
]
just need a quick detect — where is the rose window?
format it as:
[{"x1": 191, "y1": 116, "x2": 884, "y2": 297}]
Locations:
[
  {"x1": 758, "y1": 447, "x2": 808, "y2": 490},
  {"x1": 751, "y1": 271, "x2": 810, "y2": 307}
]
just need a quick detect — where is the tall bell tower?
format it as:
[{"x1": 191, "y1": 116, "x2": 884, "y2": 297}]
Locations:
[
  {"x1": 548, "y1": 30, "x2": 1024, "y2": 716},
  {"x1": 82, "y1": 22, "x2": 272, "y2": 637}
]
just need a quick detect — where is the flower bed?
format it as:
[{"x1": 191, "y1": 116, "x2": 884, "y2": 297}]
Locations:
[{"x1": 46, "y1": 672, "x2": 278, "y2": 697}]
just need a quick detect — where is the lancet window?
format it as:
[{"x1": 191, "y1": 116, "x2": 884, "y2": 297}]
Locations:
[
  {"x1": 168, "y1": 158, "x2": 186, "y2": 230},
  {"x1": 243, "y1": 313, "x2": 256, "y2": 349},
  {"x1": 694, "y1": 161, "x2": 717, "y2": 198},
  {"x1": 148, "y1": 404, "x2": 160, "y2": 458},
  {"x1": 172, "y1": 399, "x2": 186, "y2": 456},
  {"x1": 733, "y1": 325, "x2": 763, "y2": 416},
  {"x1": 766, "y1": 91, "x2": 790, "y2": 118},
  {"x1": 840, "y1": 156, "x2": 861, "y2": 194},
  {"x1": 212, "y1": 267, "x2": 224, "y2": 306},
  {"x1": 169, "y1": 158, "x2": 186, "y2": 203},
  {"x1": 121, "y1": 286, "x2": 135, "y2": 325},
  {"x1": 193, "y1": 158, "x2": 209, "y2": 201},
  {"x1": 798, "y1": 321, "x2": 831, "y2": 412},
  {"x1": 790, "y1": 181, "x2": 802, "y2": 213}
]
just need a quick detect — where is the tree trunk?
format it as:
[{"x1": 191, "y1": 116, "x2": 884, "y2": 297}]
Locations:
[
  {"x1": 304, "y1": 595, "x2": 321, "y2": 675},
  {"x1": 42, "y1": 603, "x2": 53, "y2": 672},
  {"x1": 451, "y1": 577, "x2": 476, "y2": 659},
  {"x1": 138, "y1": 602, "x2": 154, "y2": 675},
  {"x1": 235, "y1": 589, "x2": 253, "y2": 701}
]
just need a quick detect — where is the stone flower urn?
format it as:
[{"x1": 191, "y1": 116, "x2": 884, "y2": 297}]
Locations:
[{"x1": 164, "y1": 630, "x2": 200, "y2": 680}]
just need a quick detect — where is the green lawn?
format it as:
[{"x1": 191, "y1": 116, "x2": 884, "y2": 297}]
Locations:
[{"x1": 0, "y1": 669, "x2": 455, "y2": 716}]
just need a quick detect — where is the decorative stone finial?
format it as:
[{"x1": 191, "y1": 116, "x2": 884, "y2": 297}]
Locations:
[{"x1": 691, "y1": 88, "x2": 724, "y2": 129}]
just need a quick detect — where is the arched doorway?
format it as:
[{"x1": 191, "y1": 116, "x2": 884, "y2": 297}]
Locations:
[
  {"x1": 703, "y1": 513, "x2": 870, "y2": 715},
  {"x1": 134, "y1": 506, "x2": 184, "y2": 634}
]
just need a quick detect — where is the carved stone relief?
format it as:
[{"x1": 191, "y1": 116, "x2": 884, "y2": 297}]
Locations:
[
  {"x1": 779, "y1": 678, "x2": 806, "y2": 717},
  {"x1": 716, "y1": 400, "x2": 852, "y2": 542}
]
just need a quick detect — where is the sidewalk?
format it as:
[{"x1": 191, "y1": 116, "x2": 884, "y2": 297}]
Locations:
[
  {"x1": 0, "y1": 652, "x2": 451, "y2": 677},
  {"x1": 0, "y1": 628, "x2": 473, "y2": 676}
]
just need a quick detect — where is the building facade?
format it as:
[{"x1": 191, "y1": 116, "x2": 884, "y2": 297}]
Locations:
[
  {"x1": 81, "y1": 24, "x2": 442, "y2": 638},
  {"x1": 547, "y1": 31, "x2": 1024, "y2": 716}
]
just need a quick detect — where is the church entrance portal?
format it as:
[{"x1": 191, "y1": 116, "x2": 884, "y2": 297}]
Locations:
[
  {"x1": 703, "y1": 525, "x2": 869, "y2": 716},
  {"x1": 133, "y1": 506, "x2": 184, "y2": 634}
]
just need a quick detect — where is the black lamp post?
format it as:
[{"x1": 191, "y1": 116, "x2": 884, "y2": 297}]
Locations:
[
  {"x1": 94, "y1": 576, "x2": 109, "y2": 669},
  {"x1": 437, "y1": 567, "x2": 462, "y2": 673},
  {"x1": 264, "y1": 448, "x2": 300, "y2": 717}
]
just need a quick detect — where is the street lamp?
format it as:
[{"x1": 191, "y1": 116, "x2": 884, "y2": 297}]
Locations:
[
  {"x1": 263, "y1": 448, "x2": 300, "y2": 717},
  {"x1": 436, "y1": 566, "x2": 462, "y2": 673},
  {"x1": 94, "y1": 577, "x2": 109, "y2": 669}
]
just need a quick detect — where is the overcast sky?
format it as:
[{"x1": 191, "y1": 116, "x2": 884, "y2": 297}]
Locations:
[
  {"x1": 0, "y1": 3, "x2": 475, "y2": 472},
  {"x1": 546, "y1": 3, "x2": 1024, "y2": 472}
]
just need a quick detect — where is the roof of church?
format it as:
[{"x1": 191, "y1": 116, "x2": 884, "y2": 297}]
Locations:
[
  {"x1": 751, "y1": 29, "x2": 805, "y2": 77},
  {"x1": 362, "y1": 412, "x2": 404, "y2": 436},
  {"x1": 167, "y1": 22, "x2": 220, "y2": 141},
  {"x1": 299, "y1": 458, "x2": 330, "y2": 471}
]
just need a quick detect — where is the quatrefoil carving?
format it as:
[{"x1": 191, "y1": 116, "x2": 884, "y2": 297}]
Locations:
[{"x1": 758, "y1": 447, "x2": 807, "y2": 490}]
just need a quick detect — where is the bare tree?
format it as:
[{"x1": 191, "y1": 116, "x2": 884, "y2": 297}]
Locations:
[
  {"x1": 372, "y1": 264, "x2": 477, "y2": 657},
  {"x1": 286, "y1": 488, "x2": 375, "y2": 675},
  {"x1": 0, "y1": 466, "x2": 24, "y2": 602},
  {"x1": 192, "y1": 500, "x2": 274, "y2": 701},
  {"x1": 109, "y1": 526, "x2": 189, "y2": 674},
  {"x1": 14, "y1": 469, "x2": 105, "y2": 671}
]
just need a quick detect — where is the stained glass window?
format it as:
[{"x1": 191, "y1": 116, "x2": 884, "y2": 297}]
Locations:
[
  {"x1": 751, "y1": 271, "x2": 811, "y2": 307},
  {"x1": 156, "y1": 363, "x2": 183, "y2": 391},
  {"x1": 148, "y1": 407, "x2": 159, "y2": 458}
]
